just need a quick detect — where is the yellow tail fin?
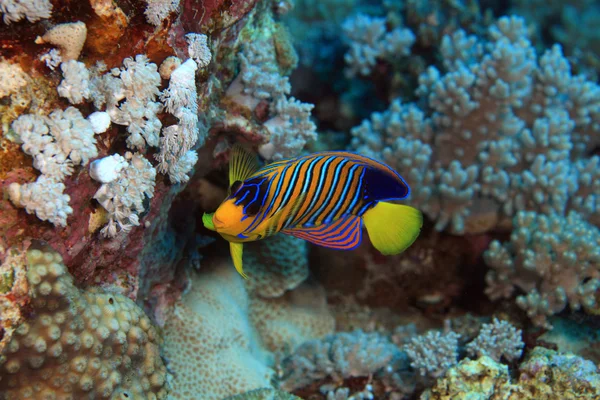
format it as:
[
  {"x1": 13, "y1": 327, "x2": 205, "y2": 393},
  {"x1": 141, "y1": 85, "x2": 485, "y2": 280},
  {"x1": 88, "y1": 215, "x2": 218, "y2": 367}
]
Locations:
[
  {"x1": 363, "y1": 202, "x2": 423, "y2": 255},
  {"x1": 230, "y1": 242, "x2": 249, "y2": 280}
]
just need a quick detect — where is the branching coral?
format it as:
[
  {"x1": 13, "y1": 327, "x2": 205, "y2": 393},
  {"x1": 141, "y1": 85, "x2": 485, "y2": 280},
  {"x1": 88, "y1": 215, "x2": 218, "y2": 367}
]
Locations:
[
  {"x1": 227, "y1": 40, "x2": 291, "y2": 110},
  {"x1": 0, "y1": 247, "x2": 168, "y2": 399},
  {"x1": 484, "y1": 211, "x2": 600, "y2": 328},
  {"x1": 465, "y1": 318, "x2": 524, "y2": 362},
  {"x1": 261, "y1": 96, "x2": 317, "y2": 160},
  {"x1": 350, "y1": 15, "x2": 600, "y2": 234},
  {"x1": 341, "y1": 13, "x2": 415, "y2": 78},
  {"x1": 403, "y1": 330, "x2": 460, "y2": 378},
  {"x1": 223, "y1": 33, "x2": 316, "y2": 161},
  {"x1": 280, "y1": 330, "x2": 400, "y2": 391}
]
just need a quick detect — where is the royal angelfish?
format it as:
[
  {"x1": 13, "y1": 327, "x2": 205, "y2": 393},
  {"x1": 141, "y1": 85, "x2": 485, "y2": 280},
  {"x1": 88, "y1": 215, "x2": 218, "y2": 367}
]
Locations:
[{"x1": 202, "y1": 144, "x2": 423, "y2": 279}]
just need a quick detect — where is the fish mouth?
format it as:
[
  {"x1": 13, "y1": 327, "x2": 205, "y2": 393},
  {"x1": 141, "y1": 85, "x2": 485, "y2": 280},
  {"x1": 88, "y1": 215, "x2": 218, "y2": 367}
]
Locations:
[{"x1": 213, "y1": 215, "x2": 224, "y2": 228}]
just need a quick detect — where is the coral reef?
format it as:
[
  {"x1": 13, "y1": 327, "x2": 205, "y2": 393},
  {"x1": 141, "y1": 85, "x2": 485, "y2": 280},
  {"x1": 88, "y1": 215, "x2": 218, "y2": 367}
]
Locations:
[
  {"x1": 0, "y1": 247, "x2": 168, "y2": 399},
  {"x1": 1, "y1": 0, "x2": 599, "y2": 399}
]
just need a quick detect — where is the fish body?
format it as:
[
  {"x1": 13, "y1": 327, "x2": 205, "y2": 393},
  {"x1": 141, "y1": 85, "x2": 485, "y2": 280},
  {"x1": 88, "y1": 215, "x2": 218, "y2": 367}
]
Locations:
[{"x1": 203, "y1": 145, "x2": 423, "y2": 278}]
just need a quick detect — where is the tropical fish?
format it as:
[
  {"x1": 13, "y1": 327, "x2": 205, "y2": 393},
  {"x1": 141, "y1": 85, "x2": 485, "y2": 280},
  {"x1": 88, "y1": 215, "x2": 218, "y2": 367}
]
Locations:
[{"x1": 202, "y1": 144, "x2": 423, "y2": 279}]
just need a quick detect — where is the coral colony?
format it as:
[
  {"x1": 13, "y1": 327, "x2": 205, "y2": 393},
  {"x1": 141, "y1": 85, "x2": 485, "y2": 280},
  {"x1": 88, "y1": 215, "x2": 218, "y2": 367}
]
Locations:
[{"x1": 0, "y1": 0, "x2": 599, "y2": 399}]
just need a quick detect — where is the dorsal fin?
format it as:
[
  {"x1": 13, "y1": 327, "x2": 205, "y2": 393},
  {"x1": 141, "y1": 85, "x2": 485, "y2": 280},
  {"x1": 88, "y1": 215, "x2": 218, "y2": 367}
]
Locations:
[{"x1": 229, "y1": 144, "x2": 260, "y2": 190}]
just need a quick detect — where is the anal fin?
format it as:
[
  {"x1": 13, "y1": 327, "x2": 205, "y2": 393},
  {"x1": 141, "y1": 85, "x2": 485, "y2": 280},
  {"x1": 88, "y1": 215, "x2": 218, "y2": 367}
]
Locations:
[{"x1": 282, "y1": 215, "x2": 362, "y2": 250}]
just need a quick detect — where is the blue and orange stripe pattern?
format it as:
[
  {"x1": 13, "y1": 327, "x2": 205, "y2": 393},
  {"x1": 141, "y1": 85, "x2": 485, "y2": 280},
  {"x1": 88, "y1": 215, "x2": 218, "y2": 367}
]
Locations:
[{"x1": 227, "y1": 151, "x2": 410, "y2": 249}]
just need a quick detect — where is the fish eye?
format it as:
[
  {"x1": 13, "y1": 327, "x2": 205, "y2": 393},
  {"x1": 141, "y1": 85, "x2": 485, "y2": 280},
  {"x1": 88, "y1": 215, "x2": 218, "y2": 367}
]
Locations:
[{"x1": 231, "y1": 180, "x2": 243, "y2": 194}]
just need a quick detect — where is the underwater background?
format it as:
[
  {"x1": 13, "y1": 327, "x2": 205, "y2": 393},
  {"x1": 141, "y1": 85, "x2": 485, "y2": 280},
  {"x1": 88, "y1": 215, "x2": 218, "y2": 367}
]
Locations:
[{"x1": 0, "y1": 0, "x2": 599, "y2": 398}]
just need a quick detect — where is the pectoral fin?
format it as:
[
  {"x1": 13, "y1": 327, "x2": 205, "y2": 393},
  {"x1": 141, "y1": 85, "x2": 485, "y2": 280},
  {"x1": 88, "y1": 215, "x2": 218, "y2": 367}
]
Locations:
[{"x1": 230, "y1": 242, "x2": 248, "y2": 280}]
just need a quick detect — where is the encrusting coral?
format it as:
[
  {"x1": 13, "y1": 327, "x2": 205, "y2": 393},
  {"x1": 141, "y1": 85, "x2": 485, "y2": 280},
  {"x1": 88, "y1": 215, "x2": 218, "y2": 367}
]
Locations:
[
  {"x1": 162, "y1": 258, "x2": 274, "y2": 400},
  {"x1": 0, "y1": 247, "x2": 168, "y2": 399},
  {"x1": 243, "y1": 235, "x2": 335, "y2": 353},
  {"x1": 243, "y1": 235, "x2": 309, "y2": 299}
]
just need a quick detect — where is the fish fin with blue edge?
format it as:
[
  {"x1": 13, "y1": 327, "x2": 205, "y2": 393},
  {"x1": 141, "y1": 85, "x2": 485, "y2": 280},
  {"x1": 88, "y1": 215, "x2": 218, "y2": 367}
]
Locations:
[
  {"x1": 202, "y1": 212, "x2": 216, "y2": 231},
  {"x1": 363, "y1": 166, "x2": 410, "y2": 201},
  {"x1": 230, "y1": 242, "x2": 248, "y2": 279},
  {"x1": 229, "y1": 144, "x2": 260, "y2": 190},
  {"x1": 363, "y1": 202, "x2": 422, "y2": 255},
  {"x1": 282, "y1": 215, "x2": 363, "y2": 250}
]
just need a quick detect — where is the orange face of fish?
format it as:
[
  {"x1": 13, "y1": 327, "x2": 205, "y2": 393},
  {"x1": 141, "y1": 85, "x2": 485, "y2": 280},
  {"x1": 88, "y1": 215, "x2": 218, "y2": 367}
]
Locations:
[{"x1": 211, "y1": 198, "x2": 257, "y2": 241}]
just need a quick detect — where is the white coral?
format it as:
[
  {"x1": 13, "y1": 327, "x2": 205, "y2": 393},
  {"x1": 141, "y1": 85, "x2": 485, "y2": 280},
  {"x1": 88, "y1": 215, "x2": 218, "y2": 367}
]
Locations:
[
  {"x1": 0, "y1": 59, "x2": 28, "y2": 98},
  {"x1": 89, "y1": 154, "x2": 128, "y2": 183},
  {"x1": 226, "y1": 40, "x2": 291, "y2": 110},
  {"x1": 263, "y1": 96, "x2": 317, "y2": 160},
  {"x1": 166, "y1": 149, "x2": 198, "y2": 184},
  {"x1": 144, "y1": 0, "x2": 180, "y2": 26},
  {"x1": 342, "y1": 13, "x2": 415, "y2": 77},
  {"x1": 156, "y1": 59, "x2": 200, "y2": 183},
  {"x1": 8, "y1": 176, "x2": 72, "y2": 226},
  {"x1": 185, "y1": 33, "x2": 211, "y2": 67},
  {"x1": 91, "y1": 55, "x2": 163, "y2": 150},
  {"x1": 39, "y1": 48, "x2": 62, "y2": 70},
  {"x1": 57, "y1": 60, "x2": 91, "y2": 104},
  {"x1": 404, "y1": 331, "x2": 460, "y2": 378},
  {"x1": 0, "y1": 0, "x2": 52, "y2": 24},
  {"x1": 93, "y1": 153, "x2": 157, "y2": 238},
  {"x1": 12, "y1": 107, "x2": 98, "y2": 180}
]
